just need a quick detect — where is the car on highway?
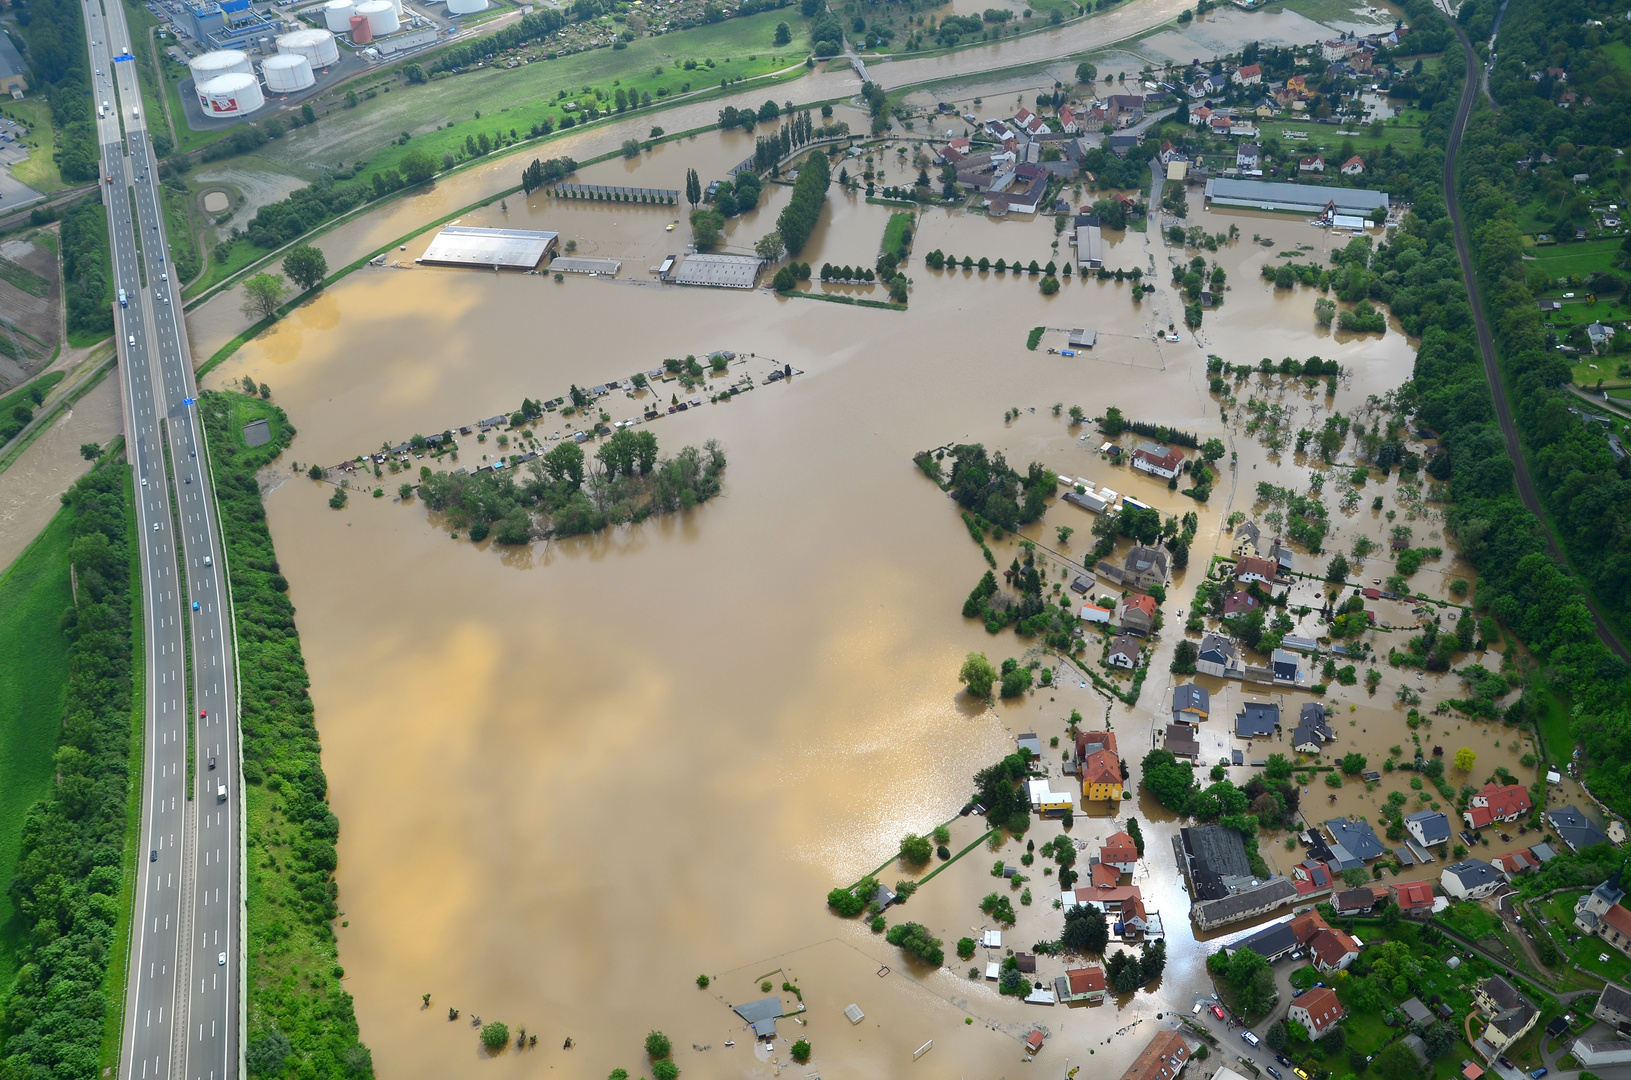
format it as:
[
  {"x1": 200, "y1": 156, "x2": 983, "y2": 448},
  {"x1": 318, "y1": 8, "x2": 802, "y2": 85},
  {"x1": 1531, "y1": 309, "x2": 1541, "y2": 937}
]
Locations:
[
  {"x1": 153, "y1": 521, "x2": 159, "y2": 530},
  {"x1": 129, "y1": 335, "x2": 136, "y2": 347},
  {"x1": 218, "y1": 952, "x2": 226, "y2": 965},
  {"x1": 192, "y1": 601, "x2": 199, "y2": 611},
  {"x1": 208, "y1": 756, "x2": 216, "y2": 770},
  {"x1": 204, "y1": 555, "x2": 212, "y2": 566},
  {"x1": 1242, "y1": 1031, "x2": 1261, "y2": 1048},
  {"x1": 199, "y1": 709, "x2": 207, "y2": 718},
  {"x1": 141, "y1": 477, "x2": 147, "y2": 486},
  {"x1": 150, "y1": 849, "x2": 156, "y2": 862}
]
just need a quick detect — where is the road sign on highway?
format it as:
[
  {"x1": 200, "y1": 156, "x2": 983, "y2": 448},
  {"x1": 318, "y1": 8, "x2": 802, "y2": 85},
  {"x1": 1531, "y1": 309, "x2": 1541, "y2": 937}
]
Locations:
[
  {"x1": 114, "y1": 52, "x2": 133, "y2": 62},
  {"x1": 183, "y1": 398, "x2": 195, "y2": 406}
]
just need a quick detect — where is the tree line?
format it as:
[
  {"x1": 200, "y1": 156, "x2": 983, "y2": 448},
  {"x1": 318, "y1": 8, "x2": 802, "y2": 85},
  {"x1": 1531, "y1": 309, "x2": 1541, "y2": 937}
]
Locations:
[
  {"x1": 519, "y1": 156, "x2": 579, "y2": 194},
  {"x1": 61, "y1": 198, "x2": 115, "y2": 339},
  {"x1": 775, "y1": 151, "x2": 831, "y2": 256},
  {"x1": 0, "y1": 463, "x2": 135, "y2": 1080},
  {"x1": 750, "y1": 110, "x2": 818, "y2": 171},
  {"x1": 198, "y1": 391, "x2": 375, "y2": 1080}
]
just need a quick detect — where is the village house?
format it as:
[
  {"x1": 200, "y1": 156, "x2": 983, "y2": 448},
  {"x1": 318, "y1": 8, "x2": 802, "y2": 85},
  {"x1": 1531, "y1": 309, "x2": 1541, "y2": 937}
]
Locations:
[
  {"x1": 1101, "y1": 832, "x2": 1140, "y2": 874},
  {"x1": 1107, "y1": 634, "x2": 1142, "y2": 670},
  {"x1": 1291, "y1": 702, "x2": 1332, "y2": 753},
  {"x1": 1117, "y1": 594, "x2": 1158, "y2": 637},
  {"x1": 1341, "y1": 155, "x2": 1366, "y2": 176},
  {"x1": 1058, "y1": 105, "x2": 1079, "y2": 134},
  {"x1": 1463, "y1": 782, "x2": 1531, "y2": 829},
  {"x1": 1405, "y1": 810, "x2": 1451, "y2": 848},
  {"x1": 1593, "y1": 982, "x2": 1631, "y2": 1031},
  {"x1": 1574, "y1": 867, "x2": 1631, "y2": 957},
  {"x1": 1441, "y1": 858, "x2": 1502, "y2": 900},
  {"x1": 1309, "y1": 923, "x2": 1361, "y2": 971},
  {"x1": 1165, "y1": 721, "x2": 1201, "y2": 758},
  {"x1": 1391, "y1": 880, "x2": 1436, "y2": 915},
  {"x1": 1548, "y1": 805, "x2": 1610, "y2": 852},
  {"x1": 1055, "y1": 966, "x2": 1107, "y2": 1004},
  {"x1": 1123, "y1": 545, "x2": 1171, "y2": 590},
  {"x1": 1222, "y1": 590, "x2": 1262, "y2": 621},
  {"x1": 1321, "y1": 38, "x2": 1355, "y2": 61},
  {"x1": 1333, "y1": 887, "x2": 1380, "y2": 916},
  {"x1": 1132, "y1": 441, "x2": 1185, "y2": 479},
  {"x1": 1118, "y1": 1030, "x2": 1191, "y2": 1080},
  {"x1": 1172, "y1": 683, "x2": 1210, "y2": 723},
  {"x1": 1234, "y1": 555, "x2": 1278, "y2": 585},
  {"x1": 1289, "y1": 986, "x2": 1347, "y2": 1039},
  {"x1": 1105, "y1": 94, "x2": 1146, "y2": 128},
  {"x1": 1197, "y1": 633, "x2": 1244, "y2": 678},
  {"x1": 1236, "y1": 701, "x2": 1279, "y2": 738},
  {"x1": 1082, "y1": 743, "x2": 1123, "y2": 803},
  {"x1": 1232, "y1": 520, "x2": 1263, "y2": 557},
  {"x1": 1475, "y1": 977, "x2": 1538, "y2": 1052},
  {"x1": 1299, "y1": 154, "x2": 1326, "y2": 173},
  {"x1": 1232, "y1": 63, "x2": 1263, "y2": 86},
  {"x1": 1237, "y1": 143, "x2": 1260, "y2": 171}
]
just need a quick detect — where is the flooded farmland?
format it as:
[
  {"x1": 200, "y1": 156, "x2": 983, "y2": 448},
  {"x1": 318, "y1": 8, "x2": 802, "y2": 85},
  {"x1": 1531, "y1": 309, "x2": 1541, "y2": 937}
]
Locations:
[
  {"x1": 0, "y1": 376, "x2": 123, "y2": 574},
  {"x1": 191, "y1": 111, "x2": 1573, "y2": 1075}
]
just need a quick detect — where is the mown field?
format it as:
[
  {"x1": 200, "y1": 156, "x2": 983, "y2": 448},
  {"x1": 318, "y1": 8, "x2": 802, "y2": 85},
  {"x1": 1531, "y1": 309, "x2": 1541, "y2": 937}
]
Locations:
[
  {"x1": 0, "y1": 508, "x2": 76, "y2": 991},
  {"x1": 0, "y1": 99, "x2": 66, "y2": 193}
]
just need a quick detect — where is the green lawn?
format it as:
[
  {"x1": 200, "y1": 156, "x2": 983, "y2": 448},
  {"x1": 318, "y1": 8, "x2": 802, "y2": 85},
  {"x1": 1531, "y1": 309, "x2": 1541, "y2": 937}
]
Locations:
[
  {"x1": 246, "y1": 10, "x2": 811, "y2": 185},
  {"x1": 1259, "y1": 120, "x2": 1425, "y2": 155},
  {"x1": 0, "y1": 371, "x2": 67, "y2": 425},
  {"x1": 1440, "y1": 900, "x2": 1499, "y2": 940},
  {"x1": 0, "y1": 508, "x2": 75, "y2": 992},
  {"x1": 1527, "y1": 238, "x2": 1622, "y2": 281},
  {"x1": 1600, "y1": 38, "x2": 1631, "y2": 74},
  {"x1": 0, "y1": 99, "x2": 66, "y2": 193}
]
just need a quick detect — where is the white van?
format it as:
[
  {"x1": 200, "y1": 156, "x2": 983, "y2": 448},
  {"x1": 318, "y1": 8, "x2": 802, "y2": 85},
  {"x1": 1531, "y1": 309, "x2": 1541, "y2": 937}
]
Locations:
[
  {"x1": 216, "y1": 782, "x2": 227, "y2": 802},
  {"x1": 127, "y1": 335, "x2": 135, "y2": 347}
]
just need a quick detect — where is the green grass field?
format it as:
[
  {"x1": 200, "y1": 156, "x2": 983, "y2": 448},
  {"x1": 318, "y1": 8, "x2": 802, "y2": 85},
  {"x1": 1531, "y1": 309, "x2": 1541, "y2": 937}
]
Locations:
[
  {"x1": 1260, "y1": 119, "x2": 1425, "y2": 155},
  {"x1": 1527, "y1": 238, "x2": 1622, "y2": 281},
  {"x1": 0, "y1": 508, "x2": 75, "y2": 992},
  {"x1": 0, "y1": 370, "x2": 67, "y2": 425},
  {"x1": 246, "y1": 10, "x2": 810, "y2": 184},
  {"x1": 1600, "y1": 38, "x2": 1631, "y2": 74},
  {"x1": 0, "y1": 100, "x2": 66, "y2": 193}
]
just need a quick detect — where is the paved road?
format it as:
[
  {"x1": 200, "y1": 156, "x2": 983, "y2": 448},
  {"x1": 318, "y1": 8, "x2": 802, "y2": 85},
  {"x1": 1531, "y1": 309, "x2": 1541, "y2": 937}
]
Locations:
[
  {"x1": 1439, "y1": 16, "x2": 1631, "y2": 664},
  {"x1": 81, "y1": 3, "x2": 242, "y2": 1079}
]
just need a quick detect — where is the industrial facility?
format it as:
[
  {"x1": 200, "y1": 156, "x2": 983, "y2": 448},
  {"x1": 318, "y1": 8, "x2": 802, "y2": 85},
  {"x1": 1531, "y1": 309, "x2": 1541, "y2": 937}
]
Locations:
[
  {"x1": 418, "y1": 226, "x2": 560, "y2": 270},
  {"x1": 669, "y1": 253, "x2": 765, "y2": 289},
  {"x1": 195, "y1": 70, "x2": 264, "y2": 116},
  {"x1": 184, "y1": 0, "x2": 282, "y2": 52},
  {"x1": 1203, "y1": 178, "x2": 1390, "y2": 217}
]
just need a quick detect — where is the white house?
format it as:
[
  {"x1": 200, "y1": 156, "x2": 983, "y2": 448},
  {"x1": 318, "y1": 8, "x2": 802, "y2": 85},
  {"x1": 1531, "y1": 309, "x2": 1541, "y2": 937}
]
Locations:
[
  {"x1": 1441, "y1": 858, "x2": 1502, "y2": 900},
  {"x1": 1341, "y1": 155, "x2": 1366, "y2": 176}
]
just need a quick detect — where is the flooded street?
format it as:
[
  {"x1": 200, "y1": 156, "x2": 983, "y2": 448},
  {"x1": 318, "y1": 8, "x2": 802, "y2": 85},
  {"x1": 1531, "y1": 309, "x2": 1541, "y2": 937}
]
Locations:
[
  {"x1": 0, "y1": 376, "x2": 123, "y2": 575},
  {"x1": 198, "y1": 125, "x2": 1509, "y2": 1074}
]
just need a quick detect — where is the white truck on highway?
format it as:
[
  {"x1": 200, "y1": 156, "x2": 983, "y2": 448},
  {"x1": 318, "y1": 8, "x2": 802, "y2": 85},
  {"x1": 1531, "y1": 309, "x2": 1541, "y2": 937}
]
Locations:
[
  {"x1": 216, "y1": 781, "x2": 227, "y2": 802},
  {"x1": 132, "y1": 106, "x2": 140, "y2": 119}
]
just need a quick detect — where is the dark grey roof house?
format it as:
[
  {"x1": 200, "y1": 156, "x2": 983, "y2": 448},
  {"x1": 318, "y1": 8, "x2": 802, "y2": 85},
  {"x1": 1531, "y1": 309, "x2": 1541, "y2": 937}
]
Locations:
[
  {"x1": 1236, "y1": 701, "x2": 1279, "y2": 737},
  {"x1": 1325, "y1": 817, "x2": 1385, "y2": 861},
  {"x1": 1548, "y1": 806, "x2": 1610, "y2": 852}
]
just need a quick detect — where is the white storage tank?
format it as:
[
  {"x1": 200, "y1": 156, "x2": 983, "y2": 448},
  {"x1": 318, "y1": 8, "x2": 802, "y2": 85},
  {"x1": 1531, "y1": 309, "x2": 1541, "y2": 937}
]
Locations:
[
  {"x1": 262, "y1": 52, "x2": 314, "y2": 93},
  {"x1": 447, "y1": 0, "x2": 488, "y2": 14},
  {"x1": 196, "y1": 72, "x2": 264, "y2": 116},
  {"x1": 354, "y1": 1, "x2": 399, "y2": 36},
  {"x1": 321, "y1": 0, "x2": 355, "y2": 32},
  {"x1": 188, "y1": 49, "x2": 252, "y2": 83},
  {"x1": 276, "y1": 28, "x2": 340, "y2": 67}
]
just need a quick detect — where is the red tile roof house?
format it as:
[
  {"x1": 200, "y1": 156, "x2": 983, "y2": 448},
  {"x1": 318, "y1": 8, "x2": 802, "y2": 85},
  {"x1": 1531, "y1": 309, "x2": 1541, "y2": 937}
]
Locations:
[
  {"x1": 1299, "y1": 155, "x2": 1326, "y2": 172},
  {"x1": 1118, "y1": 593, "x2": 1159, "y2": 636},
  {"x1": 1234, "y1": 556, "x2": 1278, "y2": 585},
  {"x1": 1391, "y1": 880, "x2": 1435, "y2": 914},
  {"x1": 1309, "y1": 927, "x2": 1361, "y2": 971},
  {"x1": 1289, "y1": 987, "x2": 1347, "y2": 1039},
  {"x1": 1222, "y1": 590, "x2": 1262, "y2": 620},
  {"x1": 1463, "y1": 782, "x2": 1531, "y2": 828},
  {"x1": 1090, "y1": 862, "x2": 1122, "y2": 887},
  {"x1": 1101, "y1": 832, "x2": 1140, "y2": 874},
  {"x1": 1058, "y1": 966, "x2": 1107, "y2": 1003},
  {"x1": 1132, "y1": 441, "x2": 1185, "y2": 479},
  {"x1": 1341, "y1": 155, "x2": 1366, "y2": 176},
  {"x1": 1232, "y1": 63, "x2": 1263, "y2": 86}
]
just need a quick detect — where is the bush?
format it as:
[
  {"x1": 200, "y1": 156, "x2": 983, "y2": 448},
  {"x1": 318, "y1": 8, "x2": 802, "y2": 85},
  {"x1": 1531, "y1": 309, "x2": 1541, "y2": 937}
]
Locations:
[
  {"x1": 900, "y1": 833, "x2": 933, "y2": 864},
  {"x1": 791, "y1": 1040, "x2": 811, "y2": 1064},
  {"x1": 884, "y1": 921, "x2": 945, "y2": 966},
  {"x1": 646, "y1": 1031, "x2": 673, "y2": 1059},
  {"x1": 481, "y1": 1022, "x2": 510, "y2": 1050},
  {"x1": 653, "y1": 1061, "x2": 679, "y2": 1080},
  {"x1": 957, "y1": 936, "x2": 977, "y2": 960}
]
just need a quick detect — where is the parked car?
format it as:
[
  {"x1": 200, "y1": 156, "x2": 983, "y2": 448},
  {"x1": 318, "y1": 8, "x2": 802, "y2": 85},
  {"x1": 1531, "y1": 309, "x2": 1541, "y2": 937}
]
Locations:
[
  {"x1": 1212, "y1": 1006, "x2": 1226, "y2": 1020},
  {"x1": 1242, "y1": 1031, "x2": 1261, "y2": 1048},
  {"x1": 1530, "y1": 1070, "x2": 1548, "y2": 1078},
  {"x1": 1267, "y1": 1067, "x2": 1282, "y2": 1078},
  {"x1": 1277, "y1": 1056, "x2": 1293, "y2": 1068}
]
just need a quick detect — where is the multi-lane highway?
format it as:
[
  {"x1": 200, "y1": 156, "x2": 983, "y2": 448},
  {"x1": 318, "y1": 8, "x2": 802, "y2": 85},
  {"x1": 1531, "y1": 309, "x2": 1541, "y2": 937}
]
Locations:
[{"x1": 81, "y1": 3, "x2": 243, "y2": 1078}]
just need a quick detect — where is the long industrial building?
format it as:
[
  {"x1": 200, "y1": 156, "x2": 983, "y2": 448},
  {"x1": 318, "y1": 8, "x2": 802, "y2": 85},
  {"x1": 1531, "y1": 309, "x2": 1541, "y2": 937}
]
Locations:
[
  {"x1": 1203, "y1": 178, "x2": 1389, "y2": 217},
  {"x1": 418, "y1": 226, "x2": 559, "y2": 270},
  {"x1": 671, "y1": 253, "x2": 763, "y2": 289}
]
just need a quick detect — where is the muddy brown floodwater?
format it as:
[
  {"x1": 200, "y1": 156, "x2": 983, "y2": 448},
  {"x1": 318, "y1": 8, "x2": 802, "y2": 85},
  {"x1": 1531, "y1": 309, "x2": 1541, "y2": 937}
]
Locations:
[
  {"x1": 0, "y1": 376, "x2": 123, "y2": 574},
  {"x1": 201, "y1": 108, "x2": 1550, "y2": 1075}
]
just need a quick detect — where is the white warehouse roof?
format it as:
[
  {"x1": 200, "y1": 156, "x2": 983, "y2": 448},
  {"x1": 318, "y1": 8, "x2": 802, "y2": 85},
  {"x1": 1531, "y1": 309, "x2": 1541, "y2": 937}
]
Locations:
[{"x1": 419, "y1": 226, "x2": 559, "y2": 270}]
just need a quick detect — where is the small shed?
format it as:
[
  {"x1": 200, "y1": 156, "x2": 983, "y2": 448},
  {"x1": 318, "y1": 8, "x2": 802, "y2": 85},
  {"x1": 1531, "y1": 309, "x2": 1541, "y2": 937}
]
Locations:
[
  {"x1": 1069, "y1": 328, "x2": 1097, "y2": 348},
  {"x1": 1025, "y1": 1030, "x2": 1046, "y2": 1054},
  {"x1": 844, "y1": 1003, "x2": 865, "y2": 1025}
]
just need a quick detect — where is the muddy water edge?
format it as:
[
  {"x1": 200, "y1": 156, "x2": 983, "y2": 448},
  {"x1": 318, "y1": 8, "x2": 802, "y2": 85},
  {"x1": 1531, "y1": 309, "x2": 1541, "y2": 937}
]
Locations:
[{"x1": 196, "y1": 131, "x2": 1546, "y2": 1079}]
